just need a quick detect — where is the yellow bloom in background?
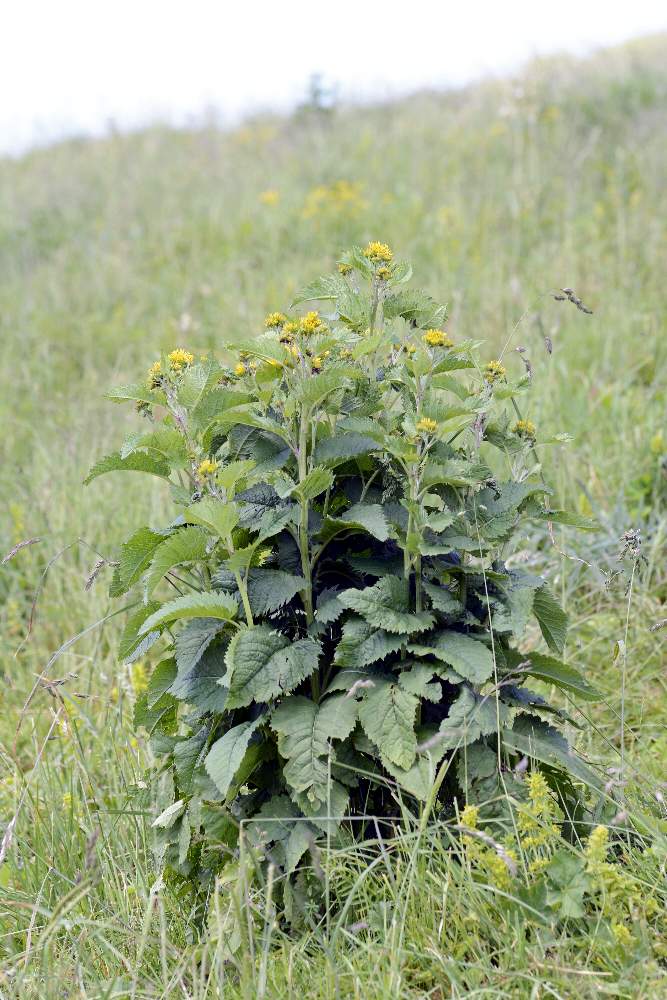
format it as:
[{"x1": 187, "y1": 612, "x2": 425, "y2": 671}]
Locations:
[
  {"x1": 235, "y1": 362, "x2": 247, "y2": 376},
  {"x1": 416, "y1": 417, "x2": 438, "y2": 434},
  {"x1": 265, "y1": 311, "x2": 287, "y2": 329},
  {"x1": 403, "y1": 343, "x2": 417, "y2": 354},
  {"x1": 338, "y1": 262, "x2": 352, "y2": 275},
  {"x1": 302, "y1": 180, "x2": 365, "y2": 219},
  {"x1": 130, "y1": 661, "x2": 148, "y2": 696},
  {"x1": 460, "y1": 804, "x2": 480, "y2": 829},
  {"x1": 484, "y1": 359, "x2": 506, "y2": 384},
  {"x1": 363, "y1": 241, "x2": 393, "y2": 264},
  {"x1": 513, "y1": 418, "x2": 537, "y2": 439},
  {"x1": 422, "y1": 328, "x2": 453, "y2": 348},
  {"x1": 259, "y1": 189, "x2": 280, "y2": 206},
  {"x1": 197, "y1": 458, "x2": 218, "y2": 478},
  {"x1": 168, "y1": 348, "x2": 194, "y2": 371},
  {"x1": 62, "y1": 791, "x2": 73, "y2": 809},
  {"x1": 311, "y1": 356, "x2": 323, "y2": 371},
  {"x1": 612, "y1": 922, "x2": 633, "y2": 948},
  {"x1": 147, "y1": 360, "x2": 162, "y2": 387},
  {"x1": 299, "y1": 311, "x2": 324, "y2": 335}
]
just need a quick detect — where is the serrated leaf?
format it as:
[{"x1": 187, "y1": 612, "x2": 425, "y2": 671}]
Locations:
[
  {"x1": 152, "y1": 799, "x2": 185, "y2": 829},
  {"x1": 422, "y1": 582, "x2": 461, "y2": 615},
  {"x1": 245, "y1": 569, "x2": 305, "y2": 615},
  {"x1": 146, "y1": 526, "x2": 210, "y2": 596},
  {"x1": 533, "y1": 585, "x2": 568, "y2": 654},
  {"x1": 170, "y1": 644, "x2": 229, "y2": 712},
  {"x1": 505, "y1": 650, "x2": 598, "y2": 700},
  {"x1": 334, "y1": 617, "x2": 404, "y2": 667},
  {"x1": 272, "y1": 694, "x2": 358, "y2": 803},
  {"x1": 314, "y1": 433, "x2": 379, "y2": 465},
  {"x1": 319, "y1": 503, "x2": 392, "y2": 543},
  {"x1": 118, "y1": 601, "x2": 162, "y2": 661},
  {"x1": 146, "y1": 658, "x2": 178, "y2": 708},
  {"x1": 438, "y1": 685, "x2": 507, "y2": 749},
  {"x1": 315, "y1": 589, "x2": 345, "y2": 625},
  {"x1": 384, "y1": 288, "x2": 446, "y2": 329},
  {"x1": 503, "y1": 714, "x2": 603, "y2": 790},
  {"x1": 407, "y1": 630, "x2": 494, "y2": 683},
  {"x1": 184, "y1": 499, "x2": 239, "y2": 539},
  {"x1": 174, "y1": 728, "x2": 208, "y2": 793},
  {"x1": 174, "y1": 617, "x2": 227, "y2": 674},
  {"x1": 292, "y1": 466, "x2": 333, "y2": 502},
  {"x1": 139, "y1": 591, "x2": 238, "y2": 635},
  {"x1": 84, "y1": 450, "x2": 171, "y2": 485},
  {"x1": 398, "y1": 663, "x2": 441, "y2": 702},
  {"x1": 339, "y1": 576, "x2": 434, "y2": 634},
  {"x1": 205, "y1": 718, "x2": 262, "y2": 798},
  {"x1": 224, "y1": 625, "x2": 321, "y2": 708},
  {"x1": 359, "y1": 679, "x2": 417, "y2": 770},
  {"x1": 537, "y1": 509, "x2": 599, "y2": 531},
  {"x1": 291, "y1": 273, "x2": 349, "y2": 305},
  {"x1": 111, "y1": 527, "x2": 165, "y2": 597},
  {"x1": 121, "y1": 427, "x2": 188, "y2": 468}
]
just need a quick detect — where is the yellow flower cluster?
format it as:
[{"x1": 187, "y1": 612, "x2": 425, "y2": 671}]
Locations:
[
  {"x1": 259, "y1": 189, "x2": 280, "y2": 206},
  {"x1": 311, "y1": 356, "x2": 323, "y2": 371},
  {"x1": 130, "y1": 661, "x2": 148, "y2": 696},
  {"x1": 422, "y1": 328, "x2": 453, "y2": 348},
  {"x1": 363, "y1": 241, "x2": 393, "y2": 264},
  {"x1": 338, "y1": 262, "x2": 352, "y2": 275},
  {"x1": 235, "y1": 362, "x2": 247, "y2": 376},
  {"x1": 147, "y1": 360, "x2": 163, "y2": 387},
  {"x1": 299, "y1": 311, "x2": 324, "y2": 335},
  {"x1": 265, "y1": 312, "x2": 287, "y2": 329},
  {"x1": 168, "y1": 348, "x2": 194, "y2": 371},
  {"x1": 459, "y1": 802, "x2": 515, "y2": 891},
  {"x1": 302, "y1": 180, "x2": 365, "y2": 219},
  {"x1": 377, "y1": 266, "x2": 392, "y2": 281},
  {"x1": 513, "y1": 419, "x2": 536, "y2": 439},
  {"x1": 517, "y1": 770, "x2": 560, "y2": 851},
  {"x1": 484, "y1": 359, "x2": 506, "y2": 384},
  {"x1": 197, "y1": 458, "x2": 218, "y2": 478},
  {"x1": 416, "y1": 417, "x2": 438, "y2": 434}
]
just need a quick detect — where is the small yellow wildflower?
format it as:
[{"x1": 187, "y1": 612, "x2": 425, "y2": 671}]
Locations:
[
  {"x1": 62, "y1": 791, "x2": 73, "y2": 809},
  {"x1": 484, "y1": 848, "x2": 516, "y2": 891},
  {"x1": 259, "y1": 189, "x2": 280, "y2": 206},
  {"x1": 299, "y1": 311, "x2": 324, "y2": 335},
  {"x1": 147, "y1": 360, "x2": 163, "y2": 387},
  {"x1": 527, "y1": 770, "x2": 550, "y2": 812},
  {"x1": 363, "y1": 241, "x2": 393, "y2": 264},
  {"x1": 423, "y1": 328, "x2": 453, "y2": 348},
  {"x1": 612, "y1": 922, "x2": 633, "y2": 948},
  {"x1": 377, "y1": 266, "x2": 392, "y2": 281},
  {"x1": 130, "y1": 661, "x2": 148, "y2": 696},
  {"x1": 585, "y1": 825, "x2": 609, "y2": 873},
  {"x1": 416, "y1": 417, "x2": 438, "y2": 434},
  {"x1": 265, "y1": 311, "x2": 287, "y2": 329},
  {"x1": 281, "y1": 320, "x2": 299, "y2": 339},
  {"x1": 168, "y1": 348, "x2": 194, "y2": 371},
  {"x1": 403, "y1": 343, "x2": 417, "y2": 354},
  {"x1": 265, "y1": 358, "x2": 282, "y2": 368},
  {"x1": 460, "y1": 804, "x2": 479, "y2": 829},
  {"x1": 339, "y1": 348, "x2": 353, "y2": 358},
  {"x1": 513, "y1": 419, "x2": 536, "y2": 439},
  {"x1": 338, "y1": 262, "x2": 352, "y2": 275},
  {"x1": 311, "y1": 356, "x2": 323, "y2": 371},
  {"x1": 197, "y1": 458, "x2": 218, "y2": 478},
  {"x1": 234, "y1": 362, "x2": 247, "y2": 377},
  {"x1": 484, "y1": 360, "x2": 506, "y2": 384}
]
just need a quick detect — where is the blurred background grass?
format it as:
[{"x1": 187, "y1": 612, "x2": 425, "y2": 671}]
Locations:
[{"x1": 1, "y1": 35, "x2": 666, "y2": 997}]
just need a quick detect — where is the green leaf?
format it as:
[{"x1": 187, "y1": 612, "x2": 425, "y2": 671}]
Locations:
[
  {"x1": 224, "y1": 625, "x2": 321, "y2": 708},
  {"x1": 84, "y1": 450, "x2": 171, "y2": 485},
  {"x1": 338, "y1": 576, "x2": 435, "y2": 635},
  {"x1": 184, "y1": 499, "x2": 239, "y2": 539},
  {"x1": 319, "y1": 503, "x2": 392, "y2": 543},
  {"x1": 408, "y1": 631, "x2": 495, "y2": 683},
  {"x1": 292, "y1": 466, "x2": 333, "y2": 502},
  {"x1": 105, "y1": 382, "x2": 163, "y2": 405},
  {"x1": 503, "y1": 714, "x2": 603, "y2": 790},
  {"x1": 438, "y1": 685, "x2": 507, "y2": 749},
  {"x1": 169, "y1": 644, "x2": 229, "y2": 712},
  {"x1": 121, "y1": 427, "x2": 188, "y2": 469},
  {"x1": 398, "y1": 663, "x2": 441, "y2": 702},
  {"x1": 359, "y1": 679, "x2": 418, "y2": 770},
  {"x1": 334, "y1": 617, "x2": 404, "y2": 667},
  {"x1": 314, "y1": 433, "x2": 379, "y2": 465},
  {"x1": 152, "y1": 799, "x2": 186, "y2": 829},
  {"x1": 205, "y1": 718, "x2": 262, "y2": 798},
  {"x1": 294, "y1": 369, "x2": 354, "y2": 410},
  {"x1": 533, "y1": 585, "x2": 568, "y2": 654},
  {"x1": 536, "y1": 509, "x2": 599, "y2": 532},
  {"x1": 422, "y1": 582, "x2": 461, "y2": 615},
  {"x1": 119, "y1": 601, "x2": 162, "y2": 662},
  {"x1": 139, "y1": 592, "x2": 238, "y2": 635},
  {"x1": 291, "y1": 273, "x2": 349, "y2": 305},
  {"x1": 244, "y1": 569, "x2": 305, "y2": 616},
  {"x1": 146, "y1": 659, "x2": 178, "y2": 709},
  {"x1": 174, "y1": 617, "x2": 227, "y2": 675},
  {"x1": 384, "y1": 288, "x2": 446, "y2": 329},
  {"x1": 110, "y1": 527, "x2": 166, "y2": 597},
  {"x1": 505, "y1": 649, "x2": 598, "y2": 700},
  {"x1": 174, "y1": 728, "x2": 208, "y2": 793},
  {"x1": 272, "y1": 694, "x2": 358, "y2": 804},
  {"x1": 146, "y1": 526, "x2": 210, "y2": 595}
]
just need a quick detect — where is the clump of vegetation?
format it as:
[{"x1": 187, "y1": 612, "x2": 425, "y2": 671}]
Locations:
[{"x1": 86, "y1": 243, "x2": 610, "y2": 914}]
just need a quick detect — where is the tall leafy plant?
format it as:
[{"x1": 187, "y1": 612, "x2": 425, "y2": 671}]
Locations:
[{"x1": 86, "y1": 243, "x2": 600, "y2": 894}]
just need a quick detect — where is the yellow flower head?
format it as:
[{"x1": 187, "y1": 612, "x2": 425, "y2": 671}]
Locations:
[
  {"x1": 363, "y1": 241, "x2": 393, "y2": 264},
  {"x1": 259, "y1": 189, "x2": 280, "y2": 206},
  {"x1": 527, "y1": 770, "x2": 550, "y2": 814},
  {"x1": 586, "y1": 824, "x2": 609, "y2": 871},
  {"x1": 339, "y1": 347, "x2": 353, "y2": 358},
  {"x1": 513, "y1": 419, "x2": 536, "y2": 439},
  {"x1": 281, "y1": 320, "x2": 299, "y2": 338},
  {"x1": 416, "y1": 417, "x2": 438, "y2": 434},
  {"x1": 460, "y1": 804, "x2": 479, "y2": 829},
  {"x1": 168, "y1": 348, "x2": 194, "y2": 371},
  {"x1": 299, "y1": 311, "x2": 324, "y2": 335},
  {"x1": 265, "y1": 311, "x2": 287, "y2": 329},
  {"x1": 147, "y1": 360, "x2": 163, "y2": 387},
  {"x1": 612, "y1": 923, "x2": 633, "y2": 948},
  {"x1": 234, "y1": 362, "x2": 247, "y2": 376},
  {"x1": 311, "y1": 356, "x2": 323, "y2": 371},
  {"x1": 338, "y1": 262, "x2": 353, "y2": 275},
  {"x1": 377, "y1": 266, "x2": 392, "y2": 281},
  {"x1": 197, "y1": 458, "x2": 218, "y2": 478},
  {"x1": 403, "y1": 343, "x2": 417, "y2": 354},
  {"x1": 484, "y1": 360, "x2": 506, "y2": 384},
  {"x1": 422, "y1": 328, "x2": 453, "y2": 348}
]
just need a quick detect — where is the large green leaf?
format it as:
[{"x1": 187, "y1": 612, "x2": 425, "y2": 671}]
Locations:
[
  {"x1": 314, "y1": 433, "x2": 379, "y2": 465},
  {"x1": 319, "y1": 503, "x2": 392, "y2": 543},
  {"x1": 533, "y1": 584, "x2": 568, "y2": 654},
  {"x1": 118, "y1": 600, "x2": 162, "y2": 662},
  {"x1": 169, "y1": 644, "x2": 229, "y2": 712},
  {"x1": 502, "y1": 714, "x2": 603, "y2": 790},
  {"x1": 358, "y1": 679, "x2": 418, "y2": 770},
  {"x1": 292, "y1": 466, "x2": 334, "y2": 502},
  {"x1": 120, "y1": 427, "x2": 188, "y2": 469},
  {"x1": 205, "y1": 718, "x2": 263, "y2": 798},
  {"x1": 84, "y1": 450, "x2": 171, "y2": 485},
  {"x1": 291, "y1": 273, "x2": 349, "y2": 305},
  {"x1": 334, "y1": 617, "x2": 404, "y2": 667},
  {"x1": 438, "y1": 685, "x2": 507, "y2": 749},
  {"x1": 110, "y1": 526, "x2": 166, "y2": 597},
  {"x1": 408, "y1": 631, "x2": 495, "y2": 683},
  {"x1": 224, "y1": 625, "x2": 321, "y2": 708},
  {"x1": 174, "y1": 617, "x2": 227, "y2": 674},
  {"x1": 184, "y1": 499, "x2": 239, "y2": 539},
  {"x1": 146, "y1": 526, "x2": 210, "y2": 595},
  {"x1": 139, "y1": 591, "x2": 238, "y2": 635},
  {"x1": 271, "y1": 694, "x2": 358, "y2": 804},
  {"x1": 339, "y1": 576, "x2": 435, "y2": 634},
  {"x1": 505, "y1": 649, "x2": 598, "y2": 700}
]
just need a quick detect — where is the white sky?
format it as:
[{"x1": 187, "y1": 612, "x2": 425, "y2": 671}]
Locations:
[{"x1": 2, "y1": 0, "x2": 665, "y2": 155}]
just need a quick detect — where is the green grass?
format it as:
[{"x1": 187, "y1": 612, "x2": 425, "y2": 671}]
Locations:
[{"x1": 1, "y1": 35, "x2": 666, "y2": 998}]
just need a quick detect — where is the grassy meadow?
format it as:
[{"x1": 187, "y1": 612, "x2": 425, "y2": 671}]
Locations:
[{"x1": 1, "y1": 35, "x2": 666, "y2": 998}]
